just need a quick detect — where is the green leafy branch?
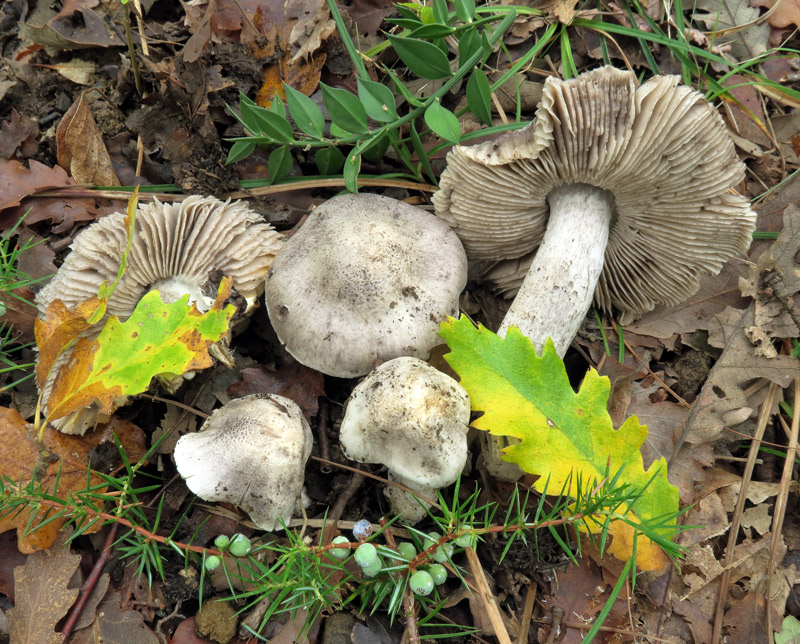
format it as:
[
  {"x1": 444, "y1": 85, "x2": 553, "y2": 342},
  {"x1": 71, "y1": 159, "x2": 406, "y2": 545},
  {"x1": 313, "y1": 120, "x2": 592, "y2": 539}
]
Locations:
[{"x1": 226, "y1": 4, "x2": 525, "y2": 190}]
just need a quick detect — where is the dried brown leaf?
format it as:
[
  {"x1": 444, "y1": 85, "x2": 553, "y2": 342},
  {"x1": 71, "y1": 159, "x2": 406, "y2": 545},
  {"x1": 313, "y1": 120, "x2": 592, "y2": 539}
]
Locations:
[
  {"x1": 750, "y1": 0, "x2": 800, "y2": 28},
  {"x1": 0, "y1": 408, "x2": 146, "y2": 553},
  {"x1": 6, "y1": 528, "x2": 80, "y2": 644},
  {"x1": 0, "y1": 109, "x2": 39, "y2": 160},
  {"x1": 82, "y1": 592, "x2": 160, "y2": 644},
  {"x1": 56, "y1": 92, "x2": 120, "y2": 185},
  {"x1": 228, "y1": 351, "x2": 324, "y2": 420},
  {"x1": 685, "y1": 304, "x2": 800, "y2": 443}
]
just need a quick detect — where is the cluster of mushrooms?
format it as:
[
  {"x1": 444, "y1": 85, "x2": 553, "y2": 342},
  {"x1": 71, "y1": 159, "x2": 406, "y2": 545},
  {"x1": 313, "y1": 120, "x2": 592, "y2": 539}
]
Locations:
[{"x1": 36, "y1": 67, "x2": 757, "y2": 531}]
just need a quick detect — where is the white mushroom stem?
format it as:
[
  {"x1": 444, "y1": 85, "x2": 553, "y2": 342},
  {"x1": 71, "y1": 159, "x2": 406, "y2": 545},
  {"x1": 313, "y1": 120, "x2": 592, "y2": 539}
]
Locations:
[{"x1": 498, "y1": 183, "x2": 614, "y2": 357}]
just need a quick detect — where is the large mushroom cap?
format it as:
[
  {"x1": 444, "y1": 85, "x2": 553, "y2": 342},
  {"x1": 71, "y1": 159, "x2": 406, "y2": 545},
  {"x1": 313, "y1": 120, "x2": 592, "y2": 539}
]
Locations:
[
  {"x1": 339, "y1": 357, "x2": 471, "y2": 522},
  {"x1": 433, "y1": 66, "x2": 756, "y2": 324},
  {"x1": 265, "y1": 194, "x2": 468, "y2": 378},
  {"x1": 36, "y1": 196, "x2": 284, "y2": 434},
  {"x1": 173, "y1": 393, "x2": 312, "y2": 532}
]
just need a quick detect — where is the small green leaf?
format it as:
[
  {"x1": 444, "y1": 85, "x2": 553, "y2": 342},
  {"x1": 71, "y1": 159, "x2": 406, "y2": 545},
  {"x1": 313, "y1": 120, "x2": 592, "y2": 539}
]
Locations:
[
  {"x1": 284, "y1": 84, "x2": 324, "y2": 138},
  {"x1": 776, "y1": 616, "x2": 800, "y2": 644},
  {"x1": 455, "y1": 0, "x2": 476, "y2": 22},
  {"x1": 315, "y1": 147, "x2": 345, "y2": 175},
  {"x1": 320, "y1": 83, "x2": 369, "y2": 134},
  {"x1": 424, "y1": 100, "x2": 461, "y2": 144},
  {"x1": 386, "y1": 34, "x2": 452, "y2": 79},
  {"x1": 240, "y1": 102, "x2": 293, "y2": 143},
  {"x1": 433, "y1": 0, "x2": 448, "y2": 24},
  {"x1": 344, "y1": 149, "x2": 361, "y2": 193},
  {"x1": 357, "y1": 78, "x2": 398, "y2": 123},
  {"x1": 239, "y1": 91, "x2": 257, "y2": 108},
  {"x1": 409, "y1": 120, "x2": 436, "y2": 184},
  {"x1": 225, "y1": 140, "x2": 255, "y2": 165},
  {"x1": 361, "y1": 131, "x2": 392, "y2": 164},
  {"x1": 386, "y1": 17, "x2": 424, "y2": 29},
  {"x1": 269, "y1": 95, "x2": 287, "y2": 119},
  {"x1": 466, "y1": 69, "x2": 492, "y2": 125},
  {"x1": 268, "y1": 147, "x2": 293, "y2": 184},
  {"x1": 409, "y1": 23, "x2": 455, "y2": 39},
  {"x1": 458, "y1": 27, "x2": 481, "y2": 66}
]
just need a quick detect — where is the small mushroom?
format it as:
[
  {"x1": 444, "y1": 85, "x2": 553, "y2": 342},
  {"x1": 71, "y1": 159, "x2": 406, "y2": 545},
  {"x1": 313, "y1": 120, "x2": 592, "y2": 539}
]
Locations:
[
  {"x1": 36, "y1": 196, "x2": 284, "y2": 434},
  {"x1": 265, "y1": 193, "x2": 468, "y2": 378},
  {"x1": 433, "y1": 66, "x2": 756, "y2": 356},
  {"x1": 173, "y1": 393, "x2": 312, "y2": 532},
  {"x1": 338, "y1": 357, "x2": 471, "y2": 523}
]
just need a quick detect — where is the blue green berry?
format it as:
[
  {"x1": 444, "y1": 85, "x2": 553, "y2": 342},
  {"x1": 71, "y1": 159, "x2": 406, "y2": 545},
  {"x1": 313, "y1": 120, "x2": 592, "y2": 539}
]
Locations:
[
  {"x1": 329, "y1": 536, "x2": 350, "y2": 559},
  {"x1": 427, "y1": 564, "x2": 447, "y2": 585},
  {"x1": 409, "y1": 570, "x2": 434, "y2": 596},
  {"x1": 354, "y1": 543, "x2": 379, "y2": 569},
  {"x1": 204, "y1": 555, "x2": 221, "y2": 572},
  {"x1": 229, "y1": 534, "x2": 251, "y2": 557}
]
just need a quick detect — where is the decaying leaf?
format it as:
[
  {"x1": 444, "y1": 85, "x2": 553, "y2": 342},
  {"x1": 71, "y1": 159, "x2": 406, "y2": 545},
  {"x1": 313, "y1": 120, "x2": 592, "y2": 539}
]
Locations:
[
  {"x1": 686, "y1": 304, "x2": 800, "y2": 443},
  {"x1": 750, "y1": 0, "x2": 800, "y2": 29},
  {"x1": 440, "y1": 316, "x2": 680, "y2": 570},
  {"x1": 0, "y1": 407, "x2": 146, "y2": 553},
  {"x1": 76, "y1": 591, "x2": 160, "y2": 644},
  {"x1": 56, "y1": 92, "x2": 120, "y2": 186},
  {"x1": 692, "y1": 0, "x2": 770, "y2": 60},
  {"x1": 227, "y1": 350, "x2": 325, "y2": 420},
  {"x1": 44, "y1": 279, "x2": 235, "y2": 422},
  {"x1": 0, "y1": 109, "x2": 40, "y2": 159},
  {"x1": 6, "y1": 528, "x2": 80, "y2": 644}
]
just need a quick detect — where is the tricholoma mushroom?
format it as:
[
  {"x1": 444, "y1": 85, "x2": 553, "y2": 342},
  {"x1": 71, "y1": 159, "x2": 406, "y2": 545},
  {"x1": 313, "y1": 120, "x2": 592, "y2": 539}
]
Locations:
[
  {"x1": 434, "y1": 66, "x2": 756, "y2": 356},
  {"x1": 338, "y1": 357, "x2": 471, "y2": 523},
  {"x1": 265, "y1": 193, "x2": 468, "y2": 378},
  {"x1": 36, "y1": 196, "x2": 284, "y2": 434},
  {"x1": 174, "y1": 393, "x2": 312, "y2": 532}
]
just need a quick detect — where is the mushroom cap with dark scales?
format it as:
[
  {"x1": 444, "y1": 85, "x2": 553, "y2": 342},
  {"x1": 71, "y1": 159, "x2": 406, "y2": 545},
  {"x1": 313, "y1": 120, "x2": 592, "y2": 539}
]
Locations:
[
  {"x1": 265, "y1": 193, "x2": 468, "y2": 378},
  {"x1": 433, "y1": 66, "x2": 756, "y2": 324}
]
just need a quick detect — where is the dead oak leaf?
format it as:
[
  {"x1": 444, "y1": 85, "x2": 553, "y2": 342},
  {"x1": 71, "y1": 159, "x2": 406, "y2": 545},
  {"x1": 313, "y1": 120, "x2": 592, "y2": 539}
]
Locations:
[
  {"x1": 6, "y1": 528, "x2": 80, "y2": 644},
  {"x1": 0, "y1": 407, "x2": 146, "y2": 553},
  {"x1": 56, "y1": 92, "x2": 120, "y2": 186},
  {"x1": 0, "y1": 109, "x2": 39, "y2": 159},
  {"x1": 684, "y1": 304, "x2": 800, "y2": 444},
  {"x1": 71, "y1": 591, "x2": 159, "y2": 644},
  {"x1": 750, "y1": 0, "x2": 800, "y2": 28},
  {"x1": 0, "y1": 159, "x2": 71, "y2": 212}
]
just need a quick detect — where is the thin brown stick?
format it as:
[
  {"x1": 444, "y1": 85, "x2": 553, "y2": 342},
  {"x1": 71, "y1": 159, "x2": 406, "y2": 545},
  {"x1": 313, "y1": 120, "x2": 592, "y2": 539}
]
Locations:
[
  {"x1": 516, "y1": 581, "x2": 537, "y2": 644},
  {"x1": 766, "y1": 377, "x2": 799, "y2": 638},
  {"x1": 33, "y1": 177, "x2": 437, "y2": 202},
  {"x1": 464, "y1": 546, "x2": 512, "y2": 644},
  {"x1": 62, "y1": 522, "x2": 119, "y2": 641},
  {"x1": 711, "y1": 382, "x2": 779, "y2": 643}
]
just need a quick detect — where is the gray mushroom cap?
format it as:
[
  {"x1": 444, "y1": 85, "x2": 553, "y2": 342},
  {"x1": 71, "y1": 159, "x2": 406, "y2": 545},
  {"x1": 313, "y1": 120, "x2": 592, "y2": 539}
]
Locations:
[
  {"x1": 433, "y1": 66, "x2": 756, "y2": 327},
  {"x1": 36, "y1": 196, "x2": 284, "y2": 434},
  {"x1": 173, "y1": 393, "x2": 312, "y2": 532},
  {"x1": 339, "y1": 357, "x2": 471, "y2": 523},
  {"x1": 265, "y1": 194, "x2": 468, "y2": 378}
]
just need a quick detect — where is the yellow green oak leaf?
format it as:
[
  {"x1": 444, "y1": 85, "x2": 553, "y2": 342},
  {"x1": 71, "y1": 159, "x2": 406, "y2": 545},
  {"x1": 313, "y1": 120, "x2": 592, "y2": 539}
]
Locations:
[
  {"x1": 45, "y1": 277, "x2": 236, "y2": 423},
  {"x1": 439, "y1": 315, "x2": 680, "y2": 571}
]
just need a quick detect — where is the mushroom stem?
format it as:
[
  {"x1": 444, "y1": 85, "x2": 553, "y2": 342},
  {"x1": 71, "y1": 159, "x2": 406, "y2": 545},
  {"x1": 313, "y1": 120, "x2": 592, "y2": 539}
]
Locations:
[{"x1": 498, "y1": 183, "x2": 614, "y2": 357}]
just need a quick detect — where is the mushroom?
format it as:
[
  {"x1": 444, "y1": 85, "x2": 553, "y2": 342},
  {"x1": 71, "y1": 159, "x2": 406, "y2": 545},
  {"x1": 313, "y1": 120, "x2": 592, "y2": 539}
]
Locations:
[
  {"x1": 36, "y1": 196, "x2": 284, "y2": 434},
  {"x1": 265, "y1": 193, "x2": 468, "y2": 378},
  {"x1": 338, "y1": 357, "x2": 471, "y2": 523},
  {"x1": 433, "y1": 66, "x2": 756, "y2": 356},
  {"x1": 174, "y1": 393, "x2": 312, "y2": 532}
]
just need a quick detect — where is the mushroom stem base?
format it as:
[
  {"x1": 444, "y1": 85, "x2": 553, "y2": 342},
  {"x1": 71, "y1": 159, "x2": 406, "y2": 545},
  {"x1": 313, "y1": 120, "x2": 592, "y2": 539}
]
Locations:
[{"x1": 498, "y1": 183, "x2": 614, "y2": 357}]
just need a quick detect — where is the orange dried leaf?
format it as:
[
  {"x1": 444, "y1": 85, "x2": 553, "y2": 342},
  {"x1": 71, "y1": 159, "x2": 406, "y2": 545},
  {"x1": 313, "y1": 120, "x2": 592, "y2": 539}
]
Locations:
[{"x1": 0, "y1": 407, "x2": 145, "y2": 553}]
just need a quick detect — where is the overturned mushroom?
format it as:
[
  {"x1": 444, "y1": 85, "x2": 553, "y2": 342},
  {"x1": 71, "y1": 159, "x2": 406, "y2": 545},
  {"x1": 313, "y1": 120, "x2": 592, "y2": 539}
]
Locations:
[
  {"x1": 339, "y1": 357, "x2": 471, "y2": 523},
  {"x1": 174, "y1": 393, "x2": 312, "y2": 532},
  {"x1": 265, "y1": 193, "x2": 468, "y2": 378},
  {"x1": 36, "y1": 196, "x2": 284, "y2": 434},
  {"x1": 434, "y1": 66, "x2": 756, "y2": 355}
]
